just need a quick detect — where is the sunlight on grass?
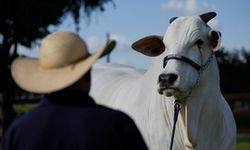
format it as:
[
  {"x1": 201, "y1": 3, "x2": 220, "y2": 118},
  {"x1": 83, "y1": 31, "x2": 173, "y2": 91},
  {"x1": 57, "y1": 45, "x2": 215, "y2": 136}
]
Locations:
[
  {"x1": 13, "y1": 103, "x2": 38, "y2": 116},
  {"x1": 237, "y1": 136, "x2": 250, "y2": 150}
]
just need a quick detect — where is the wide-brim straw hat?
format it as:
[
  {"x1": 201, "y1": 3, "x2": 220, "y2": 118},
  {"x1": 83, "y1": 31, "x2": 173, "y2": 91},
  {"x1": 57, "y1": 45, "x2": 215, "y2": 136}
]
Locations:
[{"x1": 11, "y1": 32, "x2": 116, "y2": 94}]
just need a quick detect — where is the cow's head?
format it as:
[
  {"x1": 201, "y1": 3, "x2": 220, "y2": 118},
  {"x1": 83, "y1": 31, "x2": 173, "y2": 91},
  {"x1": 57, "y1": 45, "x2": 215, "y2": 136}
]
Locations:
[{"x1": 132, "y1": 12, "x2": 221, "y2": 100}]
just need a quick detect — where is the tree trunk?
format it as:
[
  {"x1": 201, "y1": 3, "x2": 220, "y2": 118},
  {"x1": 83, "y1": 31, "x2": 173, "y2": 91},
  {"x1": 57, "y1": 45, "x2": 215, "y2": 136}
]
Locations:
[
  {"x1": 0, "y1": 38, "x2": 17, "y2": 135},
  {"x1": 2, "y1": 74, "x2": 17, "y2": 133}
]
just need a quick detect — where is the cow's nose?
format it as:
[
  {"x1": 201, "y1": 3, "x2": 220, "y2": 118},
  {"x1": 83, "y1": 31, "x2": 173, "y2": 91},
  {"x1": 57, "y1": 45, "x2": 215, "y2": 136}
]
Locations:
[{"x1": 158, "y1": 73, "x2": 178, "y2": 85}]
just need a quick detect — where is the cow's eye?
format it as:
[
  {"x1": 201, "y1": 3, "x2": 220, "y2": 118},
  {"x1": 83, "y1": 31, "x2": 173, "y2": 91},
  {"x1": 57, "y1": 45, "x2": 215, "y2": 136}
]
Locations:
[{"x1": 195, "y1": 39, "x2": 203, "y2": 46}]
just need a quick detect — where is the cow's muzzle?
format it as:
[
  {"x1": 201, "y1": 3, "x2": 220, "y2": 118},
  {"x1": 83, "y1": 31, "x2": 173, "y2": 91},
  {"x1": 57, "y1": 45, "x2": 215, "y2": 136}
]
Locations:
[{"x1": 158, "y1": 73, "x2": 178, "y2": 95}]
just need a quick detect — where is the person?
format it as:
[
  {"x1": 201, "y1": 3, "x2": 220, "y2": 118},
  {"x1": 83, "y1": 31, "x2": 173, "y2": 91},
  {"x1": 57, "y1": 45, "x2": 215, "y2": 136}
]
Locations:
[{"x1": 2, "y1": 32, "x2": 148, "y2": 150}]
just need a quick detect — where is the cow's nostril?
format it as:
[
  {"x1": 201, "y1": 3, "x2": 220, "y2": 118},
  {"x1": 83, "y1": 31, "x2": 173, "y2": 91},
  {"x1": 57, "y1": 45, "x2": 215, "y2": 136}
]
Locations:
[
  {"x1": 158, "y1": 73, "x2": 178, "y2": 85},
  {"x1": 158, "y1": 74, "x2": 165, "y2": 83},
  {"x1": 168, "y1": 73, "x2": 178, "y2": 83}
]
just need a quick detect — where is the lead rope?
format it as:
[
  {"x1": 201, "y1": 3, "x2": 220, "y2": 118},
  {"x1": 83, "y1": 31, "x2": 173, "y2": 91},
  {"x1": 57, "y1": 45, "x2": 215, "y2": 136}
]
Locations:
[{"x1": 169, "y1": 100, "x2": 181, "y2": 150}]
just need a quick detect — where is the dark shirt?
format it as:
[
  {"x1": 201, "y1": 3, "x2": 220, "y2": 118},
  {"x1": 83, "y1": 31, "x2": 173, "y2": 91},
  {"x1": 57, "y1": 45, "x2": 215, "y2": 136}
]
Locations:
[{"x1": 2, "y1": 90, "x2": 148, "y2": 150}]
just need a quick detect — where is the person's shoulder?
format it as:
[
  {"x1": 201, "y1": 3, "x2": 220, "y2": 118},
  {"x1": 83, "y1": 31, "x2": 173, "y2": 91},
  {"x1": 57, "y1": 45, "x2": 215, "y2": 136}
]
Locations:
[
  {"x1": 95, "y1": 105, "x2": 134, "y2": 122},
  {"x1": 7, "y1": 102, "x2": 45, "y2": 131},
  {"x1": 5, "y1": 111, "x2": 32, "y2": 135},
  {"x1": 95, "y1": 104, "x2": 125, "y2": 114}
]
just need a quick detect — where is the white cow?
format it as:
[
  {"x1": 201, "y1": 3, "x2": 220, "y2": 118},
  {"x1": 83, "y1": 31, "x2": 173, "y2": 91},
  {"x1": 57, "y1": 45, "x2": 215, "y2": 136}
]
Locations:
[{"x1": 90, "y1": 12, "x2": 236, "y2": 150}]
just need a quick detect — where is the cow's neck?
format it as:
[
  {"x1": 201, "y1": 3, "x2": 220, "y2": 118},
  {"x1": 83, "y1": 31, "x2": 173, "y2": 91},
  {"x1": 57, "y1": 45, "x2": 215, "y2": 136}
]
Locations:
[
  {"x1": 179, "y1": 58, "x2": 221, "y2": 148},
  {"x1": 144, "y1": 56, "x2": 222, "y2": 148}
]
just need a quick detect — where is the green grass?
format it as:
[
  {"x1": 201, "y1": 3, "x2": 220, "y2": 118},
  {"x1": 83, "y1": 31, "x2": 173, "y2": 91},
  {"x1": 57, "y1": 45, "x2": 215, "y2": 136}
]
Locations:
[
  {"x1": 13, "y1": 103, "x2": 38, "y2": 116},
  {"x1": 237, "y1": 136, "x2": 250, "y2": 150}
]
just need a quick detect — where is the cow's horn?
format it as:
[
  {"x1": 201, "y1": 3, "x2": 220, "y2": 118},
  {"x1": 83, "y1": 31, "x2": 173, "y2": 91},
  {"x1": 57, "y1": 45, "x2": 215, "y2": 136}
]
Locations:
[
  {"x1": 169, "y1": 17, "x2": 178, "y2": 24},
  {"x1": 200, "y1": 12, "x2": 216, "y2": 23}
]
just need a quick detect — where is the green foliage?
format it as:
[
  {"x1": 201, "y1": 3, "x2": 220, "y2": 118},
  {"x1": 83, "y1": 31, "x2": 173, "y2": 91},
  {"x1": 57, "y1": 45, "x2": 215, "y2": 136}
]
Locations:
[
  {"x1": 216, "y1": 47, "x2": 250, "y2": 92},
  {"x1": 0, "y1": 0, "x2": 113, "y2": 48},
  {"x1": 0, "y1": 0, "x2": 114, "y2": 72},
  {"x1": 235, "y1": 115, "x2": 250, "y2": 129},
  {"x1": 237, "y1": 137, "x2": 250, "y2": 150},
  {"x1": 13, "y1": 103, "x2": 38, "y2": 116},
  {"x1": 216, "y1": 47, "x2": 250, "y2": 66}
]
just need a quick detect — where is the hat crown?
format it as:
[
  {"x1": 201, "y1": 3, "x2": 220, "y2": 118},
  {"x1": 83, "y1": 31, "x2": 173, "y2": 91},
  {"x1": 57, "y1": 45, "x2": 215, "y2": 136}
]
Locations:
[{"x1": 40, "y1": 32, "x2": 88, "y2": 69}]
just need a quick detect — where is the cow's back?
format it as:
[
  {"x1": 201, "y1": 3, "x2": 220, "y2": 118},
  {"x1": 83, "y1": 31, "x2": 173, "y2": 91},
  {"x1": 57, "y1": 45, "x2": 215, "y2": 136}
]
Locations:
[{"x1": 90, "y1": 63, "x2": 146, "y2": 109}]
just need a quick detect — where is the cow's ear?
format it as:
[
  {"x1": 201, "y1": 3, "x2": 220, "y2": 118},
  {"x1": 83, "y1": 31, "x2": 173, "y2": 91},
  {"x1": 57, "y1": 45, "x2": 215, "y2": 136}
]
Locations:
[
  {"x1": 131, "y1": 35, "x2": 165, "y2": 57},
  {"x1": 208, "y1": 30, "x2": 221, "y2": 51}
]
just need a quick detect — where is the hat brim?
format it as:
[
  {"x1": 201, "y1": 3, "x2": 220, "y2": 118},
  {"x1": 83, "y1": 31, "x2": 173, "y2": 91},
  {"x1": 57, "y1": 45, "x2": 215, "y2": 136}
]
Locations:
[{"x1": 11, "y1": 40, "x2": 116, "y2": 94}]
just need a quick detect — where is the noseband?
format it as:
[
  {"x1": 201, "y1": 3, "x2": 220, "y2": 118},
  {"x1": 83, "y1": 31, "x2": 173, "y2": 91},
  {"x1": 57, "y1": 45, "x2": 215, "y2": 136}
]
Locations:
[
  {"x1": 163, "y1": 50, "x2": 214, "y2": 73},
  {"x1": 163, "y1": 50, "x2": 214, "y2": 88}
]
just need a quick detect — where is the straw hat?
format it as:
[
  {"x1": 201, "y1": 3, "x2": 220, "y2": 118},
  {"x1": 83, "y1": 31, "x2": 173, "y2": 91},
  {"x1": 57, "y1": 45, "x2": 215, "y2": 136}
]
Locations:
[{"x1": 11, "y1": 32, "x2": 116, "y2": 94}]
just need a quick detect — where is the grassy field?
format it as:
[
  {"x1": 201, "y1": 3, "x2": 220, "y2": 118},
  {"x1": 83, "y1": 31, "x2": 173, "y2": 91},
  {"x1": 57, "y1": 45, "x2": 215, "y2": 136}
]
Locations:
[
  {"x1": 13, "y1": 103, "x2": 38, "y2": 116},
  {"x1": 237, "y1": 136, "x2": 250, "y2": 150}
]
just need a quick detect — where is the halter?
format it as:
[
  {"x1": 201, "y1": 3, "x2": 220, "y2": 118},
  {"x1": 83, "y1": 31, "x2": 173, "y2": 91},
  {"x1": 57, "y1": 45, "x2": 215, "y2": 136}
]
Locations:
[
  {"x1": 163, "y1": 50, "x2": 214, "y2": 74},
  {"x1": 164, "y1": 49, "x2": 214, "y2": 90},
  {"x1": 164, "y1": 49, "x2": 214, "y2": 150}
]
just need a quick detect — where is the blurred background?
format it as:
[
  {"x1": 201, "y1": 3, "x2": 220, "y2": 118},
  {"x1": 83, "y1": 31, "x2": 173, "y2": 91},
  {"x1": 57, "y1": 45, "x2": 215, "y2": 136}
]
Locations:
[{"x1": 0, "y1": 0, "x2": 249, "y2": 149}]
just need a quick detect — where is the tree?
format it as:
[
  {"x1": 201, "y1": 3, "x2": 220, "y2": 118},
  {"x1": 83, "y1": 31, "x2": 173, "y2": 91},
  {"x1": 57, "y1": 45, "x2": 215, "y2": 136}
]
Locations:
[
  {"x1": 0, "y1": 0, "x2": 114, "y2": 132},
  {"x1": 216, "y1": 47, "x2": 250, "y2": 92}
]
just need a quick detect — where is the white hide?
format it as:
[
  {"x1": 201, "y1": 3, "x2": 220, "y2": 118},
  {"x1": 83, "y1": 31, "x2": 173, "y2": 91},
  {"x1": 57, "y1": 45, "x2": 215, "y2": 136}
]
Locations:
[{"x1": 90, "y1": 13, "x2": 236, "y2": 150}]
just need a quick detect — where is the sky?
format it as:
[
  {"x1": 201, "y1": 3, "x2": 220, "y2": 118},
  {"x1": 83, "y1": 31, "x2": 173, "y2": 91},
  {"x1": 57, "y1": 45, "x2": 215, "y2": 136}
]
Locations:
[{"x1": 19, "y1": 0, "x2": 250, "y2": 69}]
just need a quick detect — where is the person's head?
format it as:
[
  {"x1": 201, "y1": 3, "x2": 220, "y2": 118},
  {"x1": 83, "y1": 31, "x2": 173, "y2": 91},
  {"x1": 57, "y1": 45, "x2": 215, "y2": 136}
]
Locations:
[{"x1": 11, "y1": 32, "x2": 115, "y2": 94}]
